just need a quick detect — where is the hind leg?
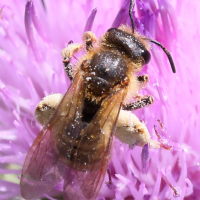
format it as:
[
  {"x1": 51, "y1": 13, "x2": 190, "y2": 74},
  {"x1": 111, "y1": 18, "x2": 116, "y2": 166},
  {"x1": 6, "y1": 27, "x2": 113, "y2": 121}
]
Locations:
[{"x1": 123, "y1": 74, "x2": 154, "y2": 111}]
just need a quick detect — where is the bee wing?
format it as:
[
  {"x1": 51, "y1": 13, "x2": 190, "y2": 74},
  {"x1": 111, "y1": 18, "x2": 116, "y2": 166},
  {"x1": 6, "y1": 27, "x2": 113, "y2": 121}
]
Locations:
[
  {"x1": 63, "y1": 87, "x2": 127, "y2": 200},
  {"x1": 20, "y1": 71, "x2": 85, "y2": 199}
]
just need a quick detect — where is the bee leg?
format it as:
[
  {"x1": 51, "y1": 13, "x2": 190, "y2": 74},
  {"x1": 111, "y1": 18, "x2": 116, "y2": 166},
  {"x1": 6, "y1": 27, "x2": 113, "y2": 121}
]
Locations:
[
  {"x1": 63, "y1": 58, "x2": 73, "y2": 81},
  {"x1": 137, "y1": 74, "x2": 149, "y2": 88},
  {"x1": 83, "y1": 31, "x2": 97, "y2": 51},
  {"x1": 116, "y1": 110, "x2": 161, "y2": 148},
  {"x1": 62, "y1": 42, "x2": 83, "y2": 81},
  {"x1": 35, "y1": 93, "x2": 63, "y2": 125},
  {"x1": 122, "y1": 95, "x2": 154, "y2": 111}
]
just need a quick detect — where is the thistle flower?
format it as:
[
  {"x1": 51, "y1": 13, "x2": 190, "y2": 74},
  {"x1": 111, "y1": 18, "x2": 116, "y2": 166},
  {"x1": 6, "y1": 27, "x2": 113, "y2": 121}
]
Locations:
[{"x1": 0, "y1": 0, "x2": 199, "y2": 199}]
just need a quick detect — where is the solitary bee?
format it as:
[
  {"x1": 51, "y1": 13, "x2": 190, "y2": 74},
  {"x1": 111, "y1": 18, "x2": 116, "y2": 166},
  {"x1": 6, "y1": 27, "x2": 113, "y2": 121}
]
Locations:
[{"x1": 20, "y1": 0, "x2": 176, "y2": 199}]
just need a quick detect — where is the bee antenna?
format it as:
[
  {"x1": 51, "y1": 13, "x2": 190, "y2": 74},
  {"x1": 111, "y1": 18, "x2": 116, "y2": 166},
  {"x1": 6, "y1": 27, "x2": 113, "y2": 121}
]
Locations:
[
  {"x1": 129, "y1": 0, "x2": 135, "y2": 33},
  {"x1": 150, "y1": 39, "x2": 176, "y2": 73}
]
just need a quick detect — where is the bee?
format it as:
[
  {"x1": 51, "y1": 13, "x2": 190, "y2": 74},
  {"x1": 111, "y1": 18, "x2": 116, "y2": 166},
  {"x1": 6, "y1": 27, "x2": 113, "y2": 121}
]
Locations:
[{"x1": 20, "y1": 0, "x2": 176, "y2": 199}]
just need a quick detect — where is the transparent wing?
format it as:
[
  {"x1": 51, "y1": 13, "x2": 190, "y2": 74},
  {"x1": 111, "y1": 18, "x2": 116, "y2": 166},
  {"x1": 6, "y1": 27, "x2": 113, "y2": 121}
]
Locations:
[
  {"x1": 20, "y1": 71, "x2": 85, "y2": 199},
  {"x1": 63, "y1": 87, "x2": 127, "y2": 200}
]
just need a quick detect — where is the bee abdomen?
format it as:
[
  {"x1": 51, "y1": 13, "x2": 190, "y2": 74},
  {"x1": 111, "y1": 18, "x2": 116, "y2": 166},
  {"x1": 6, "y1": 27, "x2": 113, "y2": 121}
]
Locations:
[{"x1": 56, "y1": 126, "x2": 105, "y2": 171}]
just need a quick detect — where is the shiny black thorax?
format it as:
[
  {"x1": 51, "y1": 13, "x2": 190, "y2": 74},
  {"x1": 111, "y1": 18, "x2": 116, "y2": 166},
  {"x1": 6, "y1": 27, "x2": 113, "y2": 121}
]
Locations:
[
  {"x1": 82, "y1": 50, "x2": 128, "y2": 122},
  {"x1": 82, "y1": 28, "x2": 151, "y2": 123},
  {"x1": 85, "y1": 51, "x2": 128, "y2": 95}
]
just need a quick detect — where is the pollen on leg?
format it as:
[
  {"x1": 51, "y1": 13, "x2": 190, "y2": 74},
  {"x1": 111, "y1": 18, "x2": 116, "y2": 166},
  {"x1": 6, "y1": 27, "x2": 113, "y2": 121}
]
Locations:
[
  {"x1": 35, "y1": 93, "x2": 63, "y2": 126},
  {"x1": 62, "y1": 43, "x2": 83, "y2": 59}
]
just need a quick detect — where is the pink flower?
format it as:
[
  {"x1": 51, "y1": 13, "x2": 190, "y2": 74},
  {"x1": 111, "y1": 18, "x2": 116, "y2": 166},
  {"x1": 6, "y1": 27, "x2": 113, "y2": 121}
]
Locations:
[{"x1": 0, "y1": 0, "x2": 199, "y2": 199}]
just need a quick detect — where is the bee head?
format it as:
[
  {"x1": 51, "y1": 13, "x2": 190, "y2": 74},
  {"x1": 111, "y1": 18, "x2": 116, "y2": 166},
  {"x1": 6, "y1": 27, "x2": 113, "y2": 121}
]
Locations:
[
  {"x1": 102, "y1": 28, "x2": 151, "y2": 65},
  {"x1": 101, "y1": 0, "x2": 176, "y2": 73}
]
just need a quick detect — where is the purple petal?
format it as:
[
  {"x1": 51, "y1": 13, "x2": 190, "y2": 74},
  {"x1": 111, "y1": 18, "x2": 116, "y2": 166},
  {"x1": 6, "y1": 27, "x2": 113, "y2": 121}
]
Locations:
[
  {"x1": 40, "y1": 0, "x2": 46, "y2": 12},
  {"x1": 31, "y1": 1, "x2": 49, "y2": 42},
  {"x1": 151, "y1": 171, "x2": 161, "y2": 197},
  {"x1": 0, "y1": 180, "x2": 20, "y2": 199},
  {"x1": 157, "y1": 0, "x2": 174, "y2": 47},
  {"x1": 112, "y1": 0, "x2": 130, "y2": 28},
  {"x1": 0, "y1": 169, "x2": 21, "y2": 174},
  {"x1": 24, "y1": 1, "x2": 41, "y2": 61},
  {"x1": 84, "y1": 8, "x2": 97, "y2": 32},
  {"x1": 136, "y1": 0, "x2": 155, "y2": 36},
  {"x1": 141, "y1": 143, "x2": 150, "y2": 174}
]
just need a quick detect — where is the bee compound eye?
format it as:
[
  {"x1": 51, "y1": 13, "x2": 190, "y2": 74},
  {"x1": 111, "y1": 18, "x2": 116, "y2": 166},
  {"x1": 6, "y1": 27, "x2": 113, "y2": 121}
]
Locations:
[{"x1": 142, "y1": 49, "x2": 151, "y2": 65}]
